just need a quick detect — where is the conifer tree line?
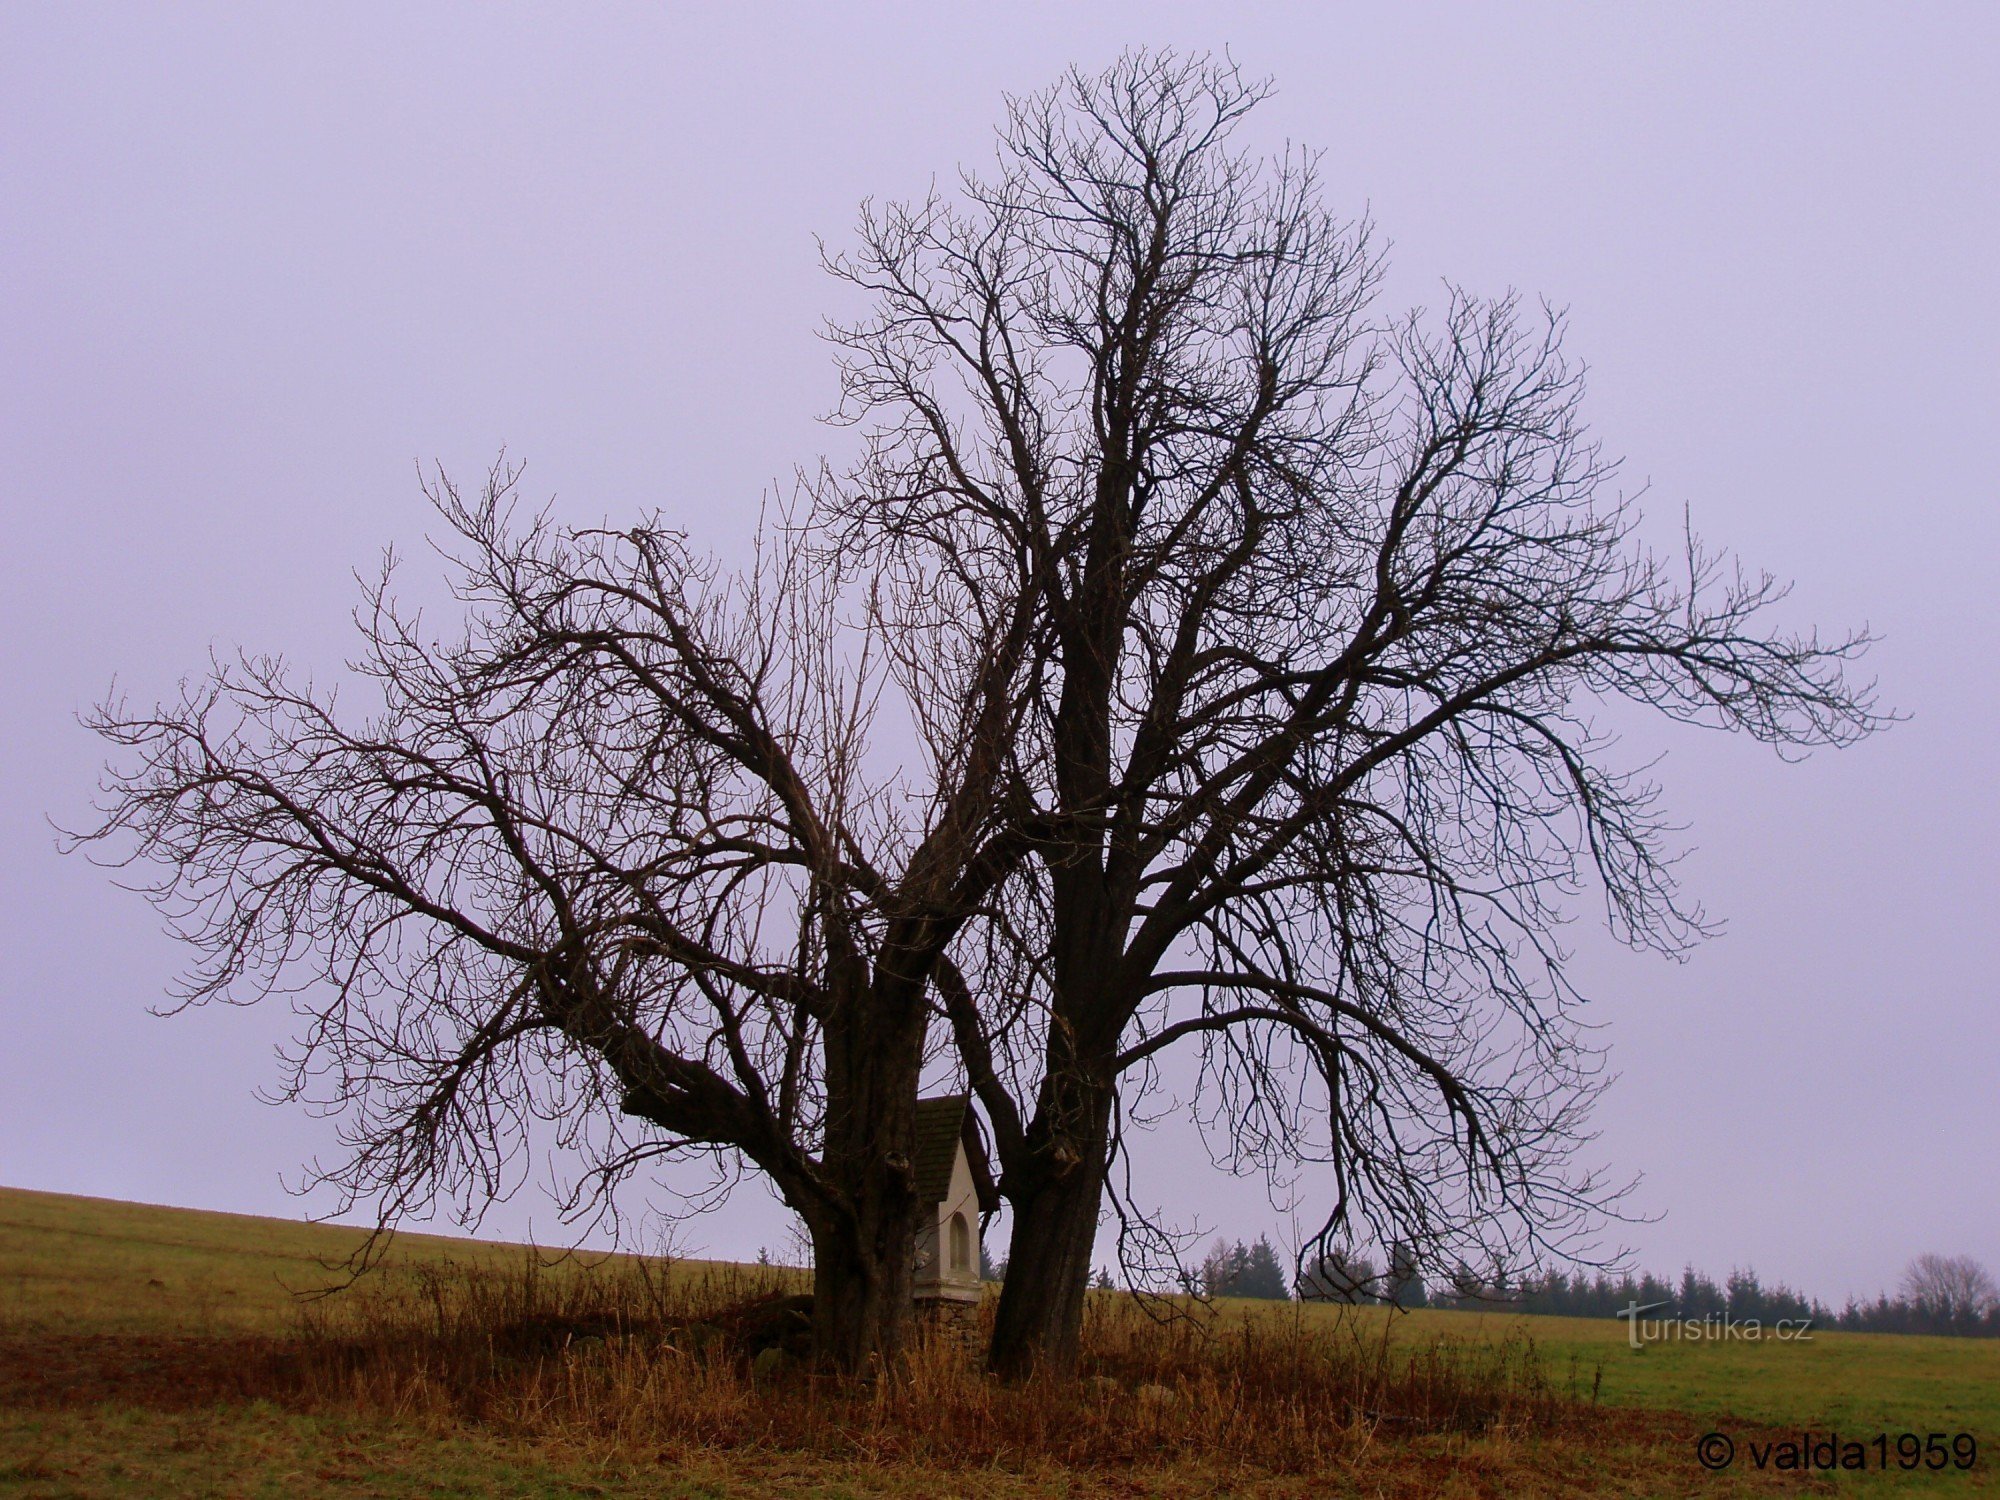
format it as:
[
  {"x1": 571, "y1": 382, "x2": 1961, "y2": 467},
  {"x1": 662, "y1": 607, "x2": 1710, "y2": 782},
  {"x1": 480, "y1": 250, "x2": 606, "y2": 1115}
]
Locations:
[
  {"x1": 1292, "y1": 1248, "x2": 2000, "y2": 1337},
  {"x1": 1199, "y1": 1236, "x2": 1292, "y2": 1301},
  {"x1": 998, "y1": 1235, "x2": 1997, "y2": 1338}
]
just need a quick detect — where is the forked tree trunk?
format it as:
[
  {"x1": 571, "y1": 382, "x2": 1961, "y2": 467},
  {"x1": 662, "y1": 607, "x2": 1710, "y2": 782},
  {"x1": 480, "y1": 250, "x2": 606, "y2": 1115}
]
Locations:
[{"x1": 985, "y1": 1076, "x2": 1116, "y2": 1380}]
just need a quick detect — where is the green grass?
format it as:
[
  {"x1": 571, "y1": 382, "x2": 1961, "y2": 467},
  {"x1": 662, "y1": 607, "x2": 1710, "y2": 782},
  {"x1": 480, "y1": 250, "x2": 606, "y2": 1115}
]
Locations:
[
  {"x1": 3, "y1": 1402, "x2": 687, "y2": 1500},
  {"x1": 3, "y1": 1184, "x2": 1995, "y2": 1496},
  {"x1": 0, "y1": 1400, "x2": 1135, "y2": 1500},
  {"x1": 1393, "y1": 1304, "x2": 2000, "y2": 1438},
  {"x1": 0, "y1": 1185, "x2": 732, "y2": 1338},
  {"x1": 1135, "y1": 1302, "x2": 1996, "y2": 1492}
]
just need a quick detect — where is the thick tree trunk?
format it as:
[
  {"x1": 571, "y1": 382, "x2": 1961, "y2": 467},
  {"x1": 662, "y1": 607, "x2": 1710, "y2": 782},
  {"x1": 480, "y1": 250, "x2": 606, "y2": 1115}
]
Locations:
[
  {"x1": 808, "y1": 1203, "x2": 917, "y2": 1375},
  {"x1": 986, "y1": 853, "x2": 1128, "y2": 1381},
  {"x1": 804, "y1": 982, "x2": 926, "y2": 1375},
  {"x1": 986, "y1": 1073, "x2": 1115, "y2": 1380}
]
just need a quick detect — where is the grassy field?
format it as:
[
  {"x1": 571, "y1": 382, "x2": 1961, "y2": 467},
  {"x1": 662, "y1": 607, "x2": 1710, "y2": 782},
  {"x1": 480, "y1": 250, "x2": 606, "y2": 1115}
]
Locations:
[
  {"x1": 0, "y1": 1185, "x2": 741, "y2": 1339},
  {"x1": 2, "y1": 1184, "x2": 1993, "y2": 1497}
]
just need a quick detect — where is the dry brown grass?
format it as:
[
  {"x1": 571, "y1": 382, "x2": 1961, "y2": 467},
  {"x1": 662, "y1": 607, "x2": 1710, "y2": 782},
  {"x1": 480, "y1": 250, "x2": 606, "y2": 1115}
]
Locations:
[
  {"x1": 271, "y1": 1254, "x2": 1587, "y2": 1476},
  {"x1": 8, "y1": 1191, "x2": 1901, "y2": 1494}
]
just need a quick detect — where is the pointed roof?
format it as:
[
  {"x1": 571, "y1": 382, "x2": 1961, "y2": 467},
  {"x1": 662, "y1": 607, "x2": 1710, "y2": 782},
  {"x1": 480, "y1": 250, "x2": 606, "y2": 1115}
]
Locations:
[{"x1": 912, "y1": 1094, "x2": 1000, "y2": 1213}]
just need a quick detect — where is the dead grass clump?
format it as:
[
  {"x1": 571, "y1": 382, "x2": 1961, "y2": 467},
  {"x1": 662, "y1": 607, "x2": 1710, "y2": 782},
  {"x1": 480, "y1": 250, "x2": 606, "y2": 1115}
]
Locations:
[{"x1": 279, "y1": 1256, "x2": 1591, "y2": 1475}]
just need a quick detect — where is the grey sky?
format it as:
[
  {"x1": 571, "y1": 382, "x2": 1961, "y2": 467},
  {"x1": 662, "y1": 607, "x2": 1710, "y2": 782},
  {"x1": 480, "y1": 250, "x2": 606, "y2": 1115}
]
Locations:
[{"x1": 3, "y1": 4, "x2": 1993, "y2": 1304}]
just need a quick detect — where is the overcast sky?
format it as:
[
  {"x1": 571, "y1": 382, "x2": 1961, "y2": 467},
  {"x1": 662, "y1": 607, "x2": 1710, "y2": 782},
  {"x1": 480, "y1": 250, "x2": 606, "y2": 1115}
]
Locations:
[{"x1": 3, "y1": 4, "x2": 1993, "y2": 1305}]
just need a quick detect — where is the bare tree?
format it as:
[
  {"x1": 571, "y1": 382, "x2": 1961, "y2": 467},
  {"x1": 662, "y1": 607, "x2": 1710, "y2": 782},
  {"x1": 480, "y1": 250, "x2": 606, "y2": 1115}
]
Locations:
[
  {"x1": 75, "y1": 473, "x2": 1031, "y2": 1372},
  {"x1": 76, "y1": 51, "x2": 1887, "y2": 1382},
  {"x1": 1902, "y1": 1254, "x2": 1999, "y2": 1332},
  {"x1": 822, "y1": 51, "x2": 1886, "y2": 1376}
]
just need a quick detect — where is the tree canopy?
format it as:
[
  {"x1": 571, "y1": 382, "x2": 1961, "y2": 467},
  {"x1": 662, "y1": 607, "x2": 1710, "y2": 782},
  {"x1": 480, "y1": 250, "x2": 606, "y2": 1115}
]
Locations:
[{"x1": 819, "y1": 50, "x2": 1883, "y2": 1373}]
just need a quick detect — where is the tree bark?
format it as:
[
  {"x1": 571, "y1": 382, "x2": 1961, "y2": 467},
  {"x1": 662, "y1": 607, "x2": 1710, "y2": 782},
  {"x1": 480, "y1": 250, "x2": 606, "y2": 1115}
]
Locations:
[
  {"x1": 807, "y1": 1200, "x2": 917, "y2": 1375},
  {"x1": 803, "y1": 984, "x2": 926, "y2": 1374},
  {"x1": 986, "y1": 1069, "x2": 1116, "y2": 1379}
]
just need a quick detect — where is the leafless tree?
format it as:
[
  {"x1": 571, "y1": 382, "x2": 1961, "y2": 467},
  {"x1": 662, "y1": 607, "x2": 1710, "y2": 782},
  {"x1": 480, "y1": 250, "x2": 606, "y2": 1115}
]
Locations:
[
  {"x1": 822, "y1": 51, "x2": 1887, "y2": 1376},
  {"x1": 1902, "y1": 1254, "x2": 1999, "y2": 1332},
  {"x1": 77, "y1": 50, "x2": 1888, "y2": 1383},
  {"x1": 75, "y1": 473, "x2": 1033, "y2": 1373}
]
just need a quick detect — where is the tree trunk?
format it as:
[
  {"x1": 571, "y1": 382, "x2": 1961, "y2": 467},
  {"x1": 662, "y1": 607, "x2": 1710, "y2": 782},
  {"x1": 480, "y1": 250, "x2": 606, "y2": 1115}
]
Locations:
[
  {"x1": 986, "y1": 1074, "x2": 1115, "y2": 1380},
  {"x1": 804, "y1": 983, "x2": 925, "y2": 1375},
  {"x1": 808, "y1": 1202, "x2": 918, "y2": 1375}
]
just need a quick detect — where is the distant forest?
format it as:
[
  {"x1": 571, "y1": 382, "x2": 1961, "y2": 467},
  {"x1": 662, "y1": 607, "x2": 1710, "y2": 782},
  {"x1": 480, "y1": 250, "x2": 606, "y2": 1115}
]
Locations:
[
  {"x1": 987, "y1": 1238, "x2": 2000, "y2": 1338},
  {"x1": 1293, "y1": 1245, "x2": 2000, "y2": 1338}
]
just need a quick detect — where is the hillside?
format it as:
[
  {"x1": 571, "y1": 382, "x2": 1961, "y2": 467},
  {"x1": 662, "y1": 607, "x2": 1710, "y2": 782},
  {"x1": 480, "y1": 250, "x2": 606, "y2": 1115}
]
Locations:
[
  {"x1": 0, "y1": 1185, "x2": 696, "y2": 1338},
  {"x1": 3, "y1": 1185, "x2": 1995, "y2": 1497}
]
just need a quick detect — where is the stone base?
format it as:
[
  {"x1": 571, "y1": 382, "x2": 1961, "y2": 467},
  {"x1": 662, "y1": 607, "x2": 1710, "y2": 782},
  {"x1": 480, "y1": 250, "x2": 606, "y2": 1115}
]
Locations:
[{"x1": 913, "y1": 1291, "x2": 984, "y2": 1351}]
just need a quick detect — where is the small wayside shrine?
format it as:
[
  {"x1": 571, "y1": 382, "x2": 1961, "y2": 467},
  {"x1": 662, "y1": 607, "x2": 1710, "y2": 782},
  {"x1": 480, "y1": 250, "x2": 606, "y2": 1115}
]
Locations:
[{"x1": 910, "y1": 1094, "x2": 999, "y2": 1314}]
